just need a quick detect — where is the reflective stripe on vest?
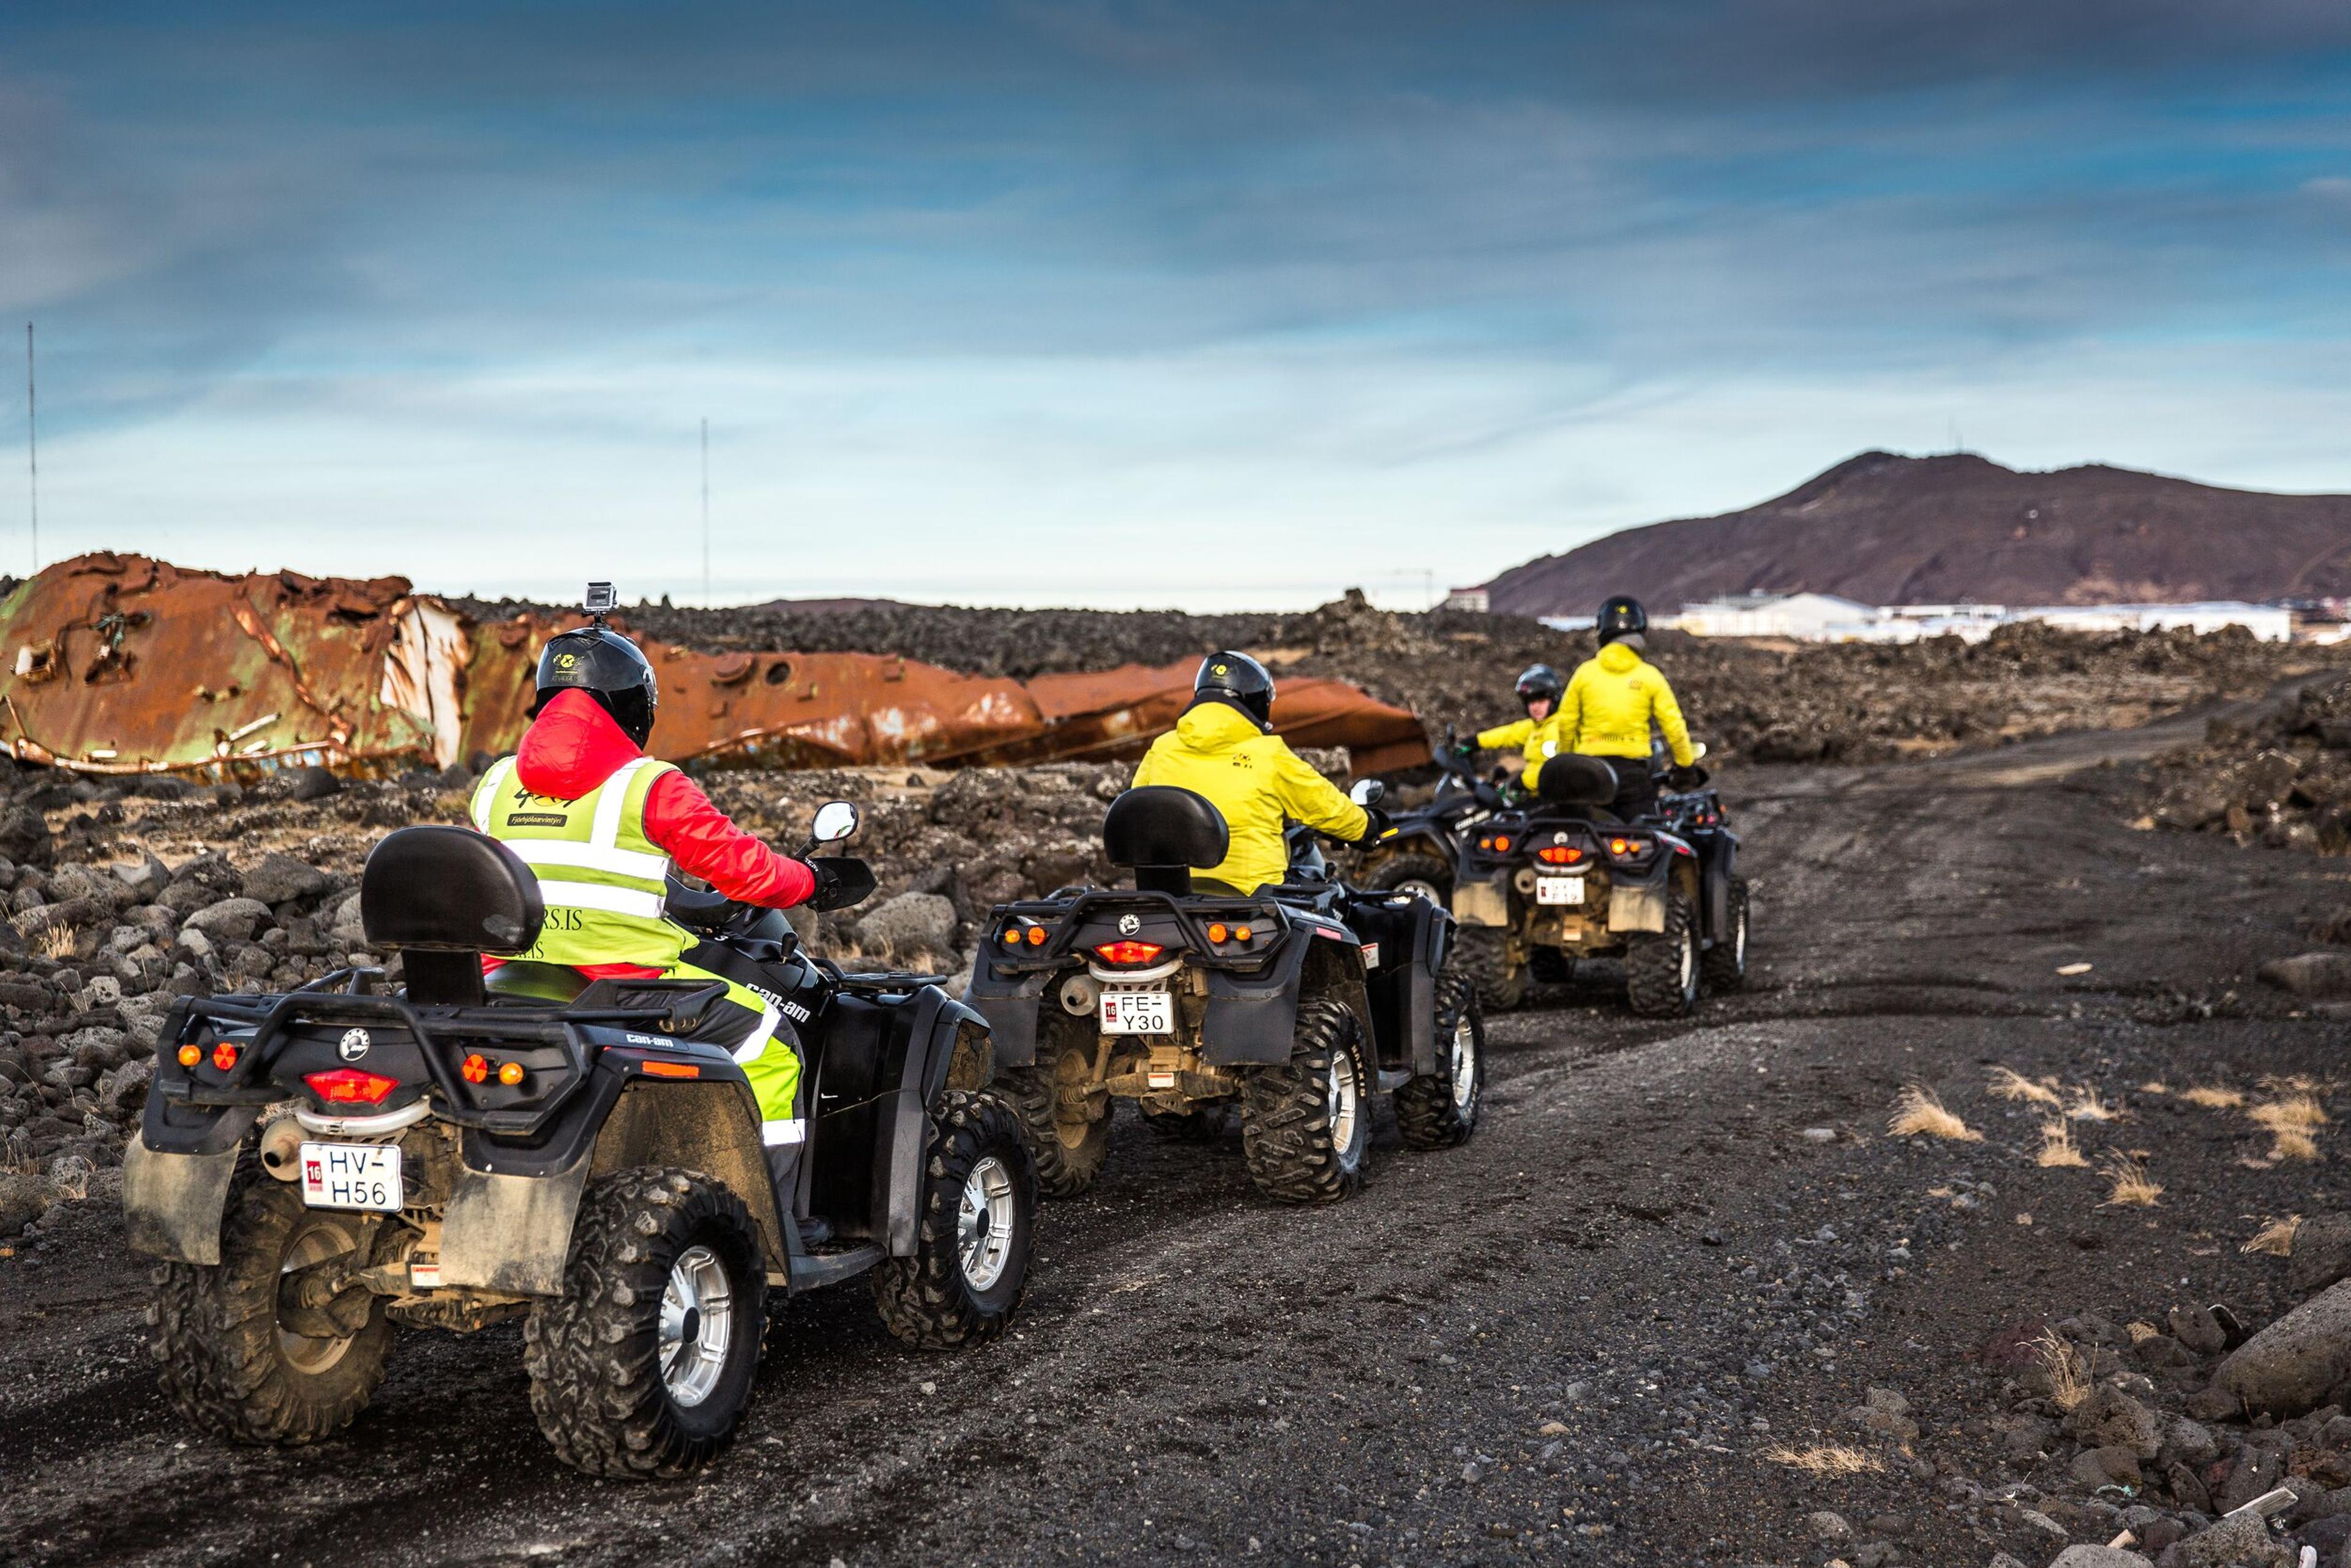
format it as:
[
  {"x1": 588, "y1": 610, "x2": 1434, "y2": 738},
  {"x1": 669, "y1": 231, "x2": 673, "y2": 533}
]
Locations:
[{"x1": 473, "y1": 754, "x2": 686, "y2": 968}]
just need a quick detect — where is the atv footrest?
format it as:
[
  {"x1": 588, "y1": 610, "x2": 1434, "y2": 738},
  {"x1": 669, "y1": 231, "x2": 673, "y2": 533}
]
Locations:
[{"x1": 787, "y1": 1242, "x2": 883, "y2": 1292}]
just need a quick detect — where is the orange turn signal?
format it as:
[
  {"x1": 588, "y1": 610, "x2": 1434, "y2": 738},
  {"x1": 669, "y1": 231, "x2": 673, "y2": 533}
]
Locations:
[
  {"x1": 1002, "y1": 928, "x2": 1021, "y2": 947},
  {"x1": 1207, "y1": 923, "x2": 1229, "y2": 943},
  {"x1": 497, "y1": 1060, "x2": 525, "y2": 1087},
  {"x1": 639, "y1": 1059, "x2": 700, "y2": 1079},
  {"x1": 1234, "y1": 925, "x2": 1252, "y2": 942},
  {"x1": 177, "y1": 1043, "x2": 201, "y2": 1068}
]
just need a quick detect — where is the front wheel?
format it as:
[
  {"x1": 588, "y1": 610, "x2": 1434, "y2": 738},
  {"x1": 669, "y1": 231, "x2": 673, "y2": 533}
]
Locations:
[
  {"x1": 523, "y1": 1166, "x2": 768, "y2": 1480},
  {"x1": 1396, "y1": 966, "x2": 1483, "y2": 1149},
  {"x1": 1453, "y1": 926, "x2": 1528, "y2": 1011},
  {"x1": 1700, "y1": 876, "x2": 1750, "y2": 992},
  {"x1": 1624, "y1": 886, "x2": 1700, "y2": 1018},
  {"x1": 149, "y1": 1173, "x2": 395, "y2": 1445},
  {"x1": 1239, "y1": 998, "x2": 1370, "y2": 1205},
  {"x1": 873, "y1": 1091, "x2": 1037, "y2": 1348},
  {"x1": 1364, "y1": 852, "x2": 1453, "y2": 907}
]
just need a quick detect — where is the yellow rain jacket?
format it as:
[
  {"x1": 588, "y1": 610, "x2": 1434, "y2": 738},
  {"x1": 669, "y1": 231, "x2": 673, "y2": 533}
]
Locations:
[
  {"x1": 1130, "y1": 700, "x2": 1370, "y2": 894},
  {"x1": 1478, "y1": 642, "x2": 1693, "y2": 787}
]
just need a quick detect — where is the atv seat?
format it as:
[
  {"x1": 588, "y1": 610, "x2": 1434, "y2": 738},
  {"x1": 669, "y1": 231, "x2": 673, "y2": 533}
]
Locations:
[
  {"x1": 1104, "y1": 787, "x2": 1230, "y2": 897},
  {"x1": 1532, "y1": 754, "x2": 1618, "y2": 806},
  {"x1": 360, "y1": 825, "x2": 545, "y2": 1006}
]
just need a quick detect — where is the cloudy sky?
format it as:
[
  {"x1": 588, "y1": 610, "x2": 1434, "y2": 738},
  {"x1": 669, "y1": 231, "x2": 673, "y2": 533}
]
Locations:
[{"x1": 3, "y1": 1, "x2": 2349, "y2": 609}]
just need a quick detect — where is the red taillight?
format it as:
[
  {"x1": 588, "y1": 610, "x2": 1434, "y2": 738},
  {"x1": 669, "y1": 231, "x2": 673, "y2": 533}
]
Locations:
[
  {"x1": 1093, "y1": 940, "x2": 1164, "y2": 966},
  {"x1": 210, "y1": 1041, "x2": 239, "y2": 1072},
  {"x1": 1535, "y1": 846, "x2": 1584, "y2": 866},
  {"x1": 304, "y1": 1068, "x2": 400, "y2": 1106},
  {"x1": 1493, "y1": 836, "x2": 1512, "y2": 853},
  {"x1": 461, "y1": 1053, "x2": 490, "y2": 1084}
]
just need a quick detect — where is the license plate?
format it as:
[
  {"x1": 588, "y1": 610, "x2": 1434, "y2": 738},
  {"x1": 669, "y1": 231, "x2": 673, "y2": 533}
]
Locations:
[
  {"x1": 1100, "y1": 989, "x2": 1173, "y2": 1035},
  {"x1": 299, "y1": 1142, "x2": 403, "y2": 1212},
  {"x1": 1535, "y1": 876, "x2": 1585, "y2": 907}
]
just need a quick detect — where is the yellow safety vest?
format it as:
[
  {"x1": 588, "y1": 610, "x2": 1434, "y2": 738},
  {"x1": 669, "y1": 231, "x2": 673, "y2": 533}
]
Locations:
[{"x1": 469, "y1": 756, "x2": 688, "y2": 969}]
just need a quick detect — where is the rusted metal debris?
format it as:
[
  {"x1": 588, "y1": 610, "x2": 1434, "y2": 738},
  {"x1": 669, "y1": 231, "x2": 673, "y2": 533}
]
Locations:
[{"x1": 0, "y1": 555, "x2": 1426, "y2": 779}]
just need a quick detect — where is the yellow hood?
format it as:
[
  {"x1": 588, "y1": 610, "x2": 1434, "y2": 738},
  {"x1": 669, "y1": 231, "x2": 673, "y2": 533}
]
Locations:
[
  {"x1": 1597, "y1": 641, "x2": 1641, "y2": 675},
  {"x1": 1172, "y1": 699, "x2": 1265, "y2": 749}
]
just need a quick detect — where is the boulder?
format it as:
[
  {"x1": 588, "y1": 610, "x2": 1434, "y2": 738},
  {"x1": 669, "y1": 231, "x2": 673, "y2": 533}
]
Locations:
[
  {"x1": 2162, "y1": 1417, "x2": 2221, "y2": 1470},
  {"x1": 854, "y1": 892, "x2": 958, "y2": 964},
  {"x1": 2173, "y1": 1304, "x2": 2232, "y2": 1358},
  {"x1": 2213, "y1": 1280, "x2": 2351, "y2": 1417},
  {"x1": 2290, "y1": 1216, "x2": 2351, "y2": 1301},
  {"x1": 0, "y1": 805, "x2": 53, "y2": 869},
  {"x1": 239, "y1": 852, "x2": 328, "y2": 907},
  {"x1": 2066, "y1": 1385, "x2": 2164, "y2": 1460},
  {"x1": 183, "y1": 898, "x2": 271, "y2": 945},
  {"x1": 2260, "y1": 953, "x2": 2351, "y2": 1000},
  {"x1": 2074, "y1": 1446, "x2": 2144, "y2": 1488},
  {"x1": 2163, "y1": 1506, "x2": 2292, "y2": 1567},
  {"x1": 0, "y1": 1171, "x2": 52, "y2": 1236},
  {"x1": 2049, "y1": 1548, "x2": 2152, "y2": 1568},
  {"x1": 288, "y1": 767, "x2": 341, "y2": 802}
]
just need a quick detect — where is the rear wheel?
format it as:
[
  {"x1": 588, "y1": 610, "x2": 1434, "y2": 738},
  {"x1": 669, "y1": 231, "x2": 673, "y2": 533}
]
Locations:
[
  {"x1": 1365, "y1": 852, "x2": 1453, "y2": 907},
  {"x1": 523, "y1": 1166, "x2": 767, "y2": 1480},
  {"x1": 874, "y1": 1091, "x2": 1037, "y2": 1348},
  {"x1": 1625, "y1": 887, "x2": 1700, "y2": 1018},
  {"x1": 1454, "y1": 926, "x2": 1528, "y2": 1011},
  {"x1": 1700, "y1": 877, "x2": 1750, "y2": 992},
  {"x1": 1396, "y1": 967, "x2": 1483, "y2": 1149},
  {"x1": 149, "y1": 1172, "x2": 394, "y2": 1445},
  {"x1": 998, "y1": 1015, "x2": 1108, "y2": 1198},
  {"x1": 1239, "y1": 998, "x2": 1370, "y2": 1205}
]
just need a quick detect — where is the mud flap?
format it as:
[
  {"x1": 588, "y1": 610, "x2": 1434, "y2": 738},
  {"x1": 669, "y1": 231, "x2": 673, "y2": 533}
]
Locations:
[
  {"x1": 963, "y1": 969, "x2": 1049, "y2": 1068},
  {"x1": 1450, "y1": 877, "x2": 1509, "y2": 929},
  {"x1": 441, "y1": 1152, "x2": 596, "y2": 1296},
  {"x1": 1202, "y1": 931, "x2": 1313, "y2": 1066},
  {"x1": 1608, "y1": 882, "x2": 1668, "y2": 934},
  {"x1": 121, "y1": 1134, "x2": 244, "y2": 1266}
]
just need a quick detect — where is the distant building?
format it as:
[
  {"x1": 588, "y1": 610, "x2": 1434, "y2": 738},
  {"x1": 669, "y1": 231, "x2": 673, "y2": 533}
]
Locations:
[
  {"x1": 1666, "y1": 592, "x2": 1878, "y2": 640},
  {"x1": 1442, "y1": 587, "x2": 1490, "y2": 613}
]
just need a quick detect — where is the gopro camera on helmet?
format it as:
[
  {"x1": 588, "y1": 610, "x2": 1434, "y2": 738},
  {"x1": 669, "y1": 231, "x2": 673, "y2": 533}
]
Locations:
[{"x1": 583, "y1": 581, "x2": 617, "y2": 621}]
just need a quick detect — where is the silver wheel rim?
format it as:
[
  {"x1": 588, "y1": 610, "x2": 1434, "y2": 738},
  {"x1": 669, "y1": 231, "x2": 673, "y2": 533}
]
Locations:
[
  {"x1": 1733, "y1": 906, "x2": 1748, "y2": 971},
  {"x1": 1678, "y1": 925, "x2": 1696, "y2": 996},
  {"x1": 1327, "y1": 1048, "x2": 1362, "y2": 1152},
  {"x1": 659, "y1": 1244, "x2": 735, "y2": 1408},
  {"x1": 278, "y1": 1214, "x2": 362, "y2": 1373},
  {"x1": 1449, "y1": 1015, "x2": 1477, "y2": 1113},
  {"x1": 1399, "y1": 877, "x2": 1444, "y2": 905},
  {"x1": 959, "y1": 1155, "x2": 1017, "y2": 1292}
]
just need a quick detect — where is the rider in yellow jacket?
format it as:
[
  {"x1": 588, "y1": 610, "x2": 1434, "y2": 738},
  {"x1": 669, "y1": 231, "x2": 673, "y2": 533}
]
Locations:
[
  {"x1": 1477, "y1": 597, "x2": 1696, "y2": 818},
  {"x1": 1131, "y1": 651, "x2": 1374, "y2": 894}
]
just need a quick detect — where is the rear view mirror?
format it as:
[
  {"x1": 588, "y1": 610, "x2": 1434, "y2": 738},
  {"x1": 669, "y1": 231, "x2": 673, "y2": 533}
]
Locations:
[
  {"x1": 811, "y1": 801, "x2": 860, "y2": 844},
  {"x1": 1349, "y1": 778, "x2": 1386, "y2": 806}
]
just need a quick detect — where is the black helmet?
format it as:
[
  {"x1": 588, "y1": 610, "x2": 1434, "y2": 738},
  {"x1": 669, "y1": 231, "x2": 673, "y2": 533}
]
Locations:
[
  {"x1": 533, "y1": 625, "x2": 659, "y2": 746},
  {"x1": 1193, "y1": 650, "x2": 1275, "y2": 730},
  {"x1": 1513, "y1": 663, "x2": 1564, "y2": 708},
  {"x1": 1596, "y1": 595, "x2": 1648, "y2": 647}
]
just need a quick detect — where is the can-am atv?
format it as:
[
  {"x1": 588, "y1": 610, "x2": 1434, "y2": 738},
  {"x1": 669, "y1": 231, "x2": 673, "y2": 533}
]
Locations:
[
  {"x1": 1347, "y1": 726, "x2": 1508, "y2": 906},
  {"x1": 1450, "y1": 751, "x2": 1746, "y2": 1017},
  {"x1": 125, "y1": 802, "x2": 1036, "y2": 1480},
  {"x1": 967, "y1": 782, "x2": 1482, "y2": 1205}
]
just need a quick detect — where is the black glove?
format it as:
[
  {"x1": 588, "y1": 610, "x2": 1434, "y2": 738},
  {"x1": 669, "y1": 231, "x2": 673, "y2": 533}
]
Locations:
[
  {"x1": 1665, "y1": 763, "x2": 1706, "y2": 791},
  {"x1": 1355, "y1": 806, "x2": 1392, "y2": 845},
  {"x1": 800, "y1": 857, "x2": 842, "y2": 909}
]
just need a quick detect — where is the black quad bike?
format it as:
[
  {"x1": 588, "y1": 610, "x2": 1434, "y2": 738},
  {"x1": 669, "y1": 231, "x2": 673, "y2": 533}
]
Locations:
[
  {"x1": 1347, "y1": 726, "x2": 1508, "y2": 906},
  {"x1": 967, "y1": 782, "x2": 1482, "y2": 1206},
  {"x1": 1450, "y1": 751, "x2": 1748, "y2": 1017},
  {"x1": 124, "y1": 801, "x2": 1037, "y2": 1479}
]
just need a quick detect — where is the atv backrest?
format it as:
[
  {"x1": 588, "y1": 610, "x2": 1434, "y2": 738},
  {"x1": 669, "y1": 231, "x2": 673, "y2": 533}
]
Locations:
[
  {"x1": 361, "y1": 826, "x2": 546, "y2": 1005},
  {"x1": 1103, "y1": 786, "x2": 1230, "y2": 897},
  {"x1": 1532, "y1": 754, "x2": 1619, "y2": 806}
]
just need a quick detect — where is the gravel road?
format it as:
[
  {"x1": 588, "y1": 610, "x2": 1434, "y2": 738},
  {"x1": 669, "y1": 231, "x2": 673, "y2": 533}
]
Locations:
[{"x1": 3, "y1": 710, "x2": 2345, "y2": 1568}]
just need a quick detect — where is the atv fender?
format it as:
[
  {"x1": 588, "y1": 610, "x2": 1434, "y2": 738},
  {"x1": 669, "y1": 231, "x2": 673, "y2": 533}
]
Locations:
[
  {"x1": 1704, "y1": 835, "x2": 1740, "y2": 941},
  {"x1": 1201, "y1": 926, "x2": 1316, "y2": 1066},
  {"x1": 962, "y1": 963, "x2": 1050, "y2": 1068},
  {"x1": 878, "y1": 988, "x2": 986, "y2": 1256},
  {"x1": 1607, "y1": 860, "x2": 1670, "y2": 935},
  {"x1": 1451, "y1": 873, "x2": 1510, "y2": 929},
  {"x1": 441, "y1": 1151, "x2": 600, "y2": 1296},
  {"x1": 121, "y1": 1133, "x2": 246, "y2": 1266}
]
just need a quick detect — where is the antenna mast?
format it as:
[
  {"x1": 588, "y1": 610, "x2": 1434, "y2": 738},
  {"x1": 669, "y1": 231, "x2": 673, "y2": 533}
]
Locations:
[
  {"x1": 699, "y1": 417, "x2": 710, "y2": 607},
  {"x1": 24, "y1": 322, "x2": 37, "y2": 573}
]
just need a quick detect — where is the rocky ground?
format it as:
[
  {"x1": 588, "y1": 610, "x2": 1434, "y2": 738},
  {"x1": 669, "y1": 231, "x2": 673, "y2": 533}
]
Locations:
[
  {"x1": 457, "y1": 589, "x2": 2304, "y2": 766},
  {"x1": 5, "y1": 688, "x2": 2351, "y2": 1565}
]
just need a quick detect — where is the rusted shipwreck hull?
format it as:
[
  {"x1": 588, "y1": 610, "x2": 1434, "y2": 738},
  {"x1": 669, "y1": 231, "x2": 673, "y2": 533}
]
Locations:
[{"x1": 0, "y1": 555, "x2": 1427, "y2": 779}]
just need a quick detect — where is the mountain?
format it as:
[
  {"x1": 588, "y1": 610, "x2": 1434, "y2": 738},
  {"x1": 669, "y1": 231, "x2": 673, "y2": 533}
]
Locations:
[{"x1": 1482, "y1": 452, "x2": 2351, "y2": 617}]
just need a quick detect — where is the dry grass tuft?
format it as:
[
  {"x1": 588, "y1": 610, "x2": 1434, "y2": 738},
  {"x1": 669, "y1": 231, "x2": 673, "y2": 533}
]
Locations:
[
  {"x1": 1889, "y1": 1086, "x2": 1982, "y2": 1142},
  {"x1": 2270, "y1": 1128, "x2": 2321, "y2": 1163},
  {"x1": 2139, "y1": 1081, "x2": 2170, "y2": 1095},
  {"x1": 2067, "y1": 1088, "x2": 2117, "y2": 1122},
  {"x1": 2243, "y1": 1216, "x2": 2302, "y2": 1256},
  {"x1": 2036, "y1": 1119, "x2": 2090, "y2": 1169},
  {"x1": 1761, "y1": 1444, "x2": 1885, "y2": 1476},
  {"x1": 33, "y1": 923, "x2": 76, "y2": 960},
  {"x1": 1987, "y1": 1067, "x2": 2061, "y2": 1106},
  {"x1": 2182, "y1": 1086, "x2": 2246, "y2": 1110},
  {"x1": 2249, "y1": 1093, "x2": 2330, "y2": 1134},
  {"x1": 2101, "y1": 1151, "x2": 2163, "y2": 1207},
  {"x1": 2034, "y1": 1329, "x2": 2091, "y2": 1411},
  {"x1": 2261, "y1": 1074, "x2": 2333, "y2": 1095},
  {"x1": 2126, "y1": 1321, "x2": 2161, "y2": 1344}
]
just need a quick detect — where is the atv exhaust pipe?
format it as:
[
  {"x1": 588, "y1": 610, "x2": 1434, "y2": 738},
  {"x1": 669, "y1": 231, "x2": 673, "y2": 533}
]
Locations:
[
  {"x1": 258, "y1": 1116, "x2": 305, "y2": 1182},
  {"x1": 1059, "y1": 973, "x2": 1101, "y2": 1016}
]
